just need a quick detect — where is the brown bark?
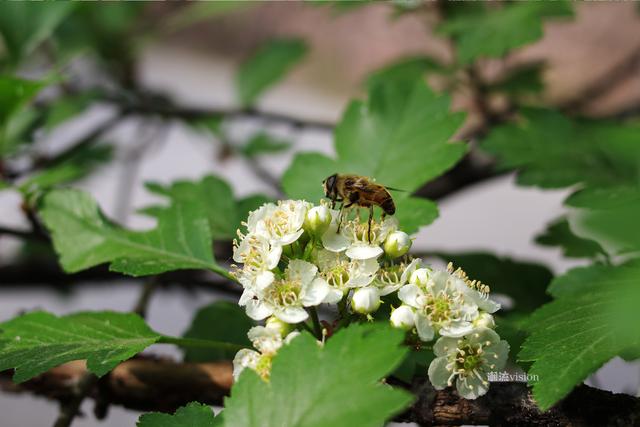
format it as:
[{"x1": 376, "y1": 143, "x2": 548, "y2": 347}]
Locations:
[{"x1": 2, "y1": 358, "x2": 639, "y2": 426}]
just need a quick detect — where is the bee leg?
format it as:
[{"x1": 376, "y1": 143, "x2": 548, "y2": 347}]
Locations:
[
  {"x1": 337, "y1": 203, "x2": 344, "y2": 233},
  {"x1": 367, "y1": 206, "x2": 374, "y2": 243}
]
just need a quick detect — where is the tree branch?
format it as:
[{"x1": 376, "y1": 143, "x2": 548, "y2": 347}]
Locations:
[{"x1": 2, "y1": 361, "x2": 638, "y2": 426}]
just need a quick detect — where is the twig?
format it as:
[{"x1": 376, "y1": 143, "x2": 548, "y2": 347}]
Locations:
[
  {"x1": 0, "y1": 226, "x2": 42, "y2": 241},
  {"x1": 133, "y1": 278, "x2": 158, "y2": 318},
  {"x1": 559, "y1": 45, "x2": 640, "y2": 114}
]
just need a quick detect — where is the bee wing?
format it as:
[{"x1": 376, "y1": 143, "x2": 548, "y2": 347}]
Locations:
[{"x1": 383, "y1": 186, "x2": 408, "y2": 193}]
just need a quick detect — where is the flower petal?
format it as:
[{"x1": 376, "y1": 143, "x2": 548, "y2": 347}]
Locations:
[
  {"x1": 322, "y1": 226, "x2": 350, "y2": 252},
  {"x1": 428, "y1": 356, "x2": 452, "y2": 390},
  {"x1": 287, "y1": 259, "x2": 318, "y2": 286},
  {"x1": 456, "y1": 373, "x2": 489, "y2": 400},
  {"x1": 301, "y1": 277, "x2": 331, "y2": 306},
  {"x1": 276, "y1": 306, "x2": 309, "y2": 323},
  {"x1": 346, "y1": 243, "x2": 383, "y2": 260},
  {"x1": 440, "y1": 321, "x2": 474, "y2": 338},
  {"x1": 255, "y1": 271, "x2": 275, "y2": 291},
  {"x1": 398, "y1": 284, "x2": 422, "y2": 308},
  {"x1": 323, "y1": 288, "x2": 344, "y2": 304},
  {"x1": 415, "y1": 314, "x2": 435, "y2": 342},
  {"x1": 245, "y1": 299, "x2": 273, "y2": 321}
]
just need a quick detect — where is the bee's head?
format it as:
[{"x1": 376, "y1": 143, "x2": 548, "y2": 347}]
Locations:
[{"x1": 322, "y1": 173, "x2": 338, "y2": 198}]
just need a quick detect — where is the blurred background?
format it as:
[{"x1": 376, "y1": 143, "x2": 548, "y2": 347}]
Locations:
[{"x1": 0, "y1": 2, "x2": 639, "y2": 425}]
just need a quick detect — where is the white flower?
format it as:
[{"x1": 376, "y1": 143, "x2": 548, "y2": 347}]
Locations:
[
  {"x1": 390, "y1": 305, "x2": 415, "y2": 330},
  {"x1": 383, "y1": 231, "x2": 412, "y2": 258},
  {"x1": 398, "y1": 270, "x2": 481, "y2": 341},
  {"x1": 373, "y1": 258, "x2": 421, "y2": 296},
  {"x1": 316, "y1": 249, "x2": 379, "y2": 303},
  {"x1": 232, "y1": 326, "x2": 300, "y2": 381},
  {"x1": 243, "y1": 259, "x2": 331, "y2": 324},
  {"x1": 232, "y1": 233, "x2": 281, "y2": 291},
  {"x1": 322, "y1": 214, "x2": 398, "y2": 260},
  {"x1": 249, "y1": 200, "x2": 310, "y2": 248},
  {"x1": 428, "y1": 328, "x2": 509, "y2": 399},
  {"x1": 304, "y1": 205, "x2": 332, "y2": 237},
  {"x1": 351, "y1": 287, "x2": 381, "y2": 314}
]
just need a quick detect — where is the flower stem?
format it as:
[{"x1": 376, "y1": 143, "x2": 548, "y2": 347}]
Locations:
[{"x1": 308, "y1": 307, "x2": 323, "y2": 339}]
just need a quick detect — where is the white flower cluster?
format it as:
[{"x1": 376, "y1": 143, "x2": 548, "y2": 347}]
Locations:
[{"x1": 230, "y1": 199, "x2": 508, "y2": 399}]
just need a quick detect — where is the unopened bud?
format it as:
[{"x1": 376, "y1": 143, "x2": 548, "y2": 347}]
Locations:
[
  {"x1": 473, "y1": 312, "x2": 495, "y2": 329},
  {"x1": 304, "y1": 205, "x2": 332, "y2": 237},
  {"x1": 410, "y1": 268, "x2": 431, "y2": 287},
  {"x1": 390, "y1": 305, "x2": 415, "y2": 330},
  {"x1": 351, "y1": 287, "x2": 381, "y2": 314},
  {"x1": 265, "y1": 316, "x2": 293, "y2": 337},
  {"x1": 383, "y1": 231, "x2": 411, "y2": 258}
]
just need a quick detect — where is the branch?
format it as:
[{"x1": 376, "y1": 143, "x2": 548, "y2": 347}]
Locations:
[
  {"x1": 2, "y1": 361, "x2": 638, "y2": 426},
  {"x1": 559, "y1": 45, "x2": 640, "y2": 114},
  {"x1": 399, "y1": 378, "x2": 640, "y2": 427}
]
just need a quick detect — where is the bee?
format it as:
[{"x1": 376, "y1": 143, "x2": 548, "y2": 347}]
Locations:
[{"x1": 322, "y1": 174, "x2": 396, "y2": 243}]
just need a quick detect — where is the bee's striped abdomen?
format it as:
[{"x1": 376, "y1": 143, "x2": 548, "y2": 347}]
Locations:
[{"x1": 381, "y1": 195, "x2": 395, "y2": 215}]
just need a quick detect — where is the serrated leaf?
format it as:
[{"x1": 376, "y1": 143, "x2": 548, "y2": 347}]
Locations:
[
  {"x1": 439, "y1": 2, "x2": 573, "y2": 64},
  {"x1": 483, "y1": 109, "x2": 640, "y2": 189},
  {"x1": 0, "y1": 76, "x2": 45, "y2": 156},
  {"x1": 519, "y1": 261, "x2": 640, "y2": 410},
  {"x1": 283, "y1": 80, "x2": 465, "y2": 233},
  {"x1": 144, "y1": 175, "x2": 271, "y2": 241},
  {"x1": 223, "y1": 323, "x2": 413, "y2": 427},
  {"x1": 535, "y1": 217, "x2": 606, "y2": 259},
  {"x1": 365, "y1": 56, "x2": 447, "y2": 89},
  {"x1": 236, "y1": 39, "x2": 307, "y2": 106},
  {"x1": 137, "y1": 402, "x2": 217, "y2": 427},
  {"x1": 567, "y1": 186, "x2": 640, "y2": 255},
  {"x1": 0, "y1": 311, "x2": 161, "y2": 383},
  {"x1": 39, "y1": 188, "x2": 225, "y2": 277},
  {"x1": 434, "y1": 252, "x2": 552, "y2": 314},
  {"x1": 182, "y1": 302, "x2": 254, "y2": 362},
  {"x1": 0, "y1": 2, "x2": 74, "y2": 64}
]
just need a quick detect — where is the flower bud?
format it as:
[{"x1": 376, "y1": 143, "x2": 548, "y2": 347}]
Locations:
[
  {"x1": 473, "y1": 312, "x2": 495, "y2": 329},
  {"x1": 265, "y1": 316, "x2": 293, "y2": 337},
  {"x1": 304, "y1": 205, "x2": 332, "y2": 237},
  {"x1": 410, "y1": 268, "x2": 431, "y2": 287},
  {"x1": 383, "y1": 231, "x2": 411, "y2": 258},
  {"x1": 390, "y1": 305, "x2": 415, "y2": 330},
  {"x1": 351, "y1": 287, "x2": 381, "y2": 314}
]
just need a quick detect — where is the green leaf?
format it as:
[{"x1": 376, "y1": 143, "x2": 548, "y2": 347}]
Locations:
[
  {"x1": 283, "y1": 80, "x2": 466, "y2": 233},
  {"x1": 535, "y1": 217, "x2": 606, "y2": 259},
  {"x1": 144, "y1": 175, "x2": 271, "y2": 241},
  {"x1": 39, "y1": 188, "x2": 226, "y2": 277},
  {"x1": 239, "y1": 133, "x2": 291, "y2": 158},
  {"x1": 0, "y1": 2, "x2": 74, "y2": 65},
  {"x1": 519, "y1": 261, "x2": 640, "y2": 410},
  {"x1": 137, "y1": 402, "x2": 217, "y2": 427},
  {"x1": 0, "y1": 311, "x2": 161, "y2": 383},
  {"x1": 483, "y1": 109, "x2": 640, "y2": 189},
  {"x1": 394, "y1": 197, "x2": 438, "y2": 235},
  {"x1": 439, "y1": 2, "x2": 573, "y2": 64},
  {"x1": 20, "y1": 145, "x2": 113, "y2": 194},
  {"x1": 223, "y1": 323, "x2": 413, "y2": 427},
  {"x1": 434, "y1": 252, "x2": 552, "y2": 314},
  {"x1": 182, "y1": 302, "x2": 254, "y2": 362},
  {"x1": 365, "y1": 56, "x2": 447, "y2": 89},
  {"x1": 566, "y1": 186, "x2": 640, "y2": 255},
  {"x1": 236, "y1": 39, "x2": 307, "y2": 106},
  {"x1": 0, "y1": 76, "x2": 45, "y2": 156}
]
